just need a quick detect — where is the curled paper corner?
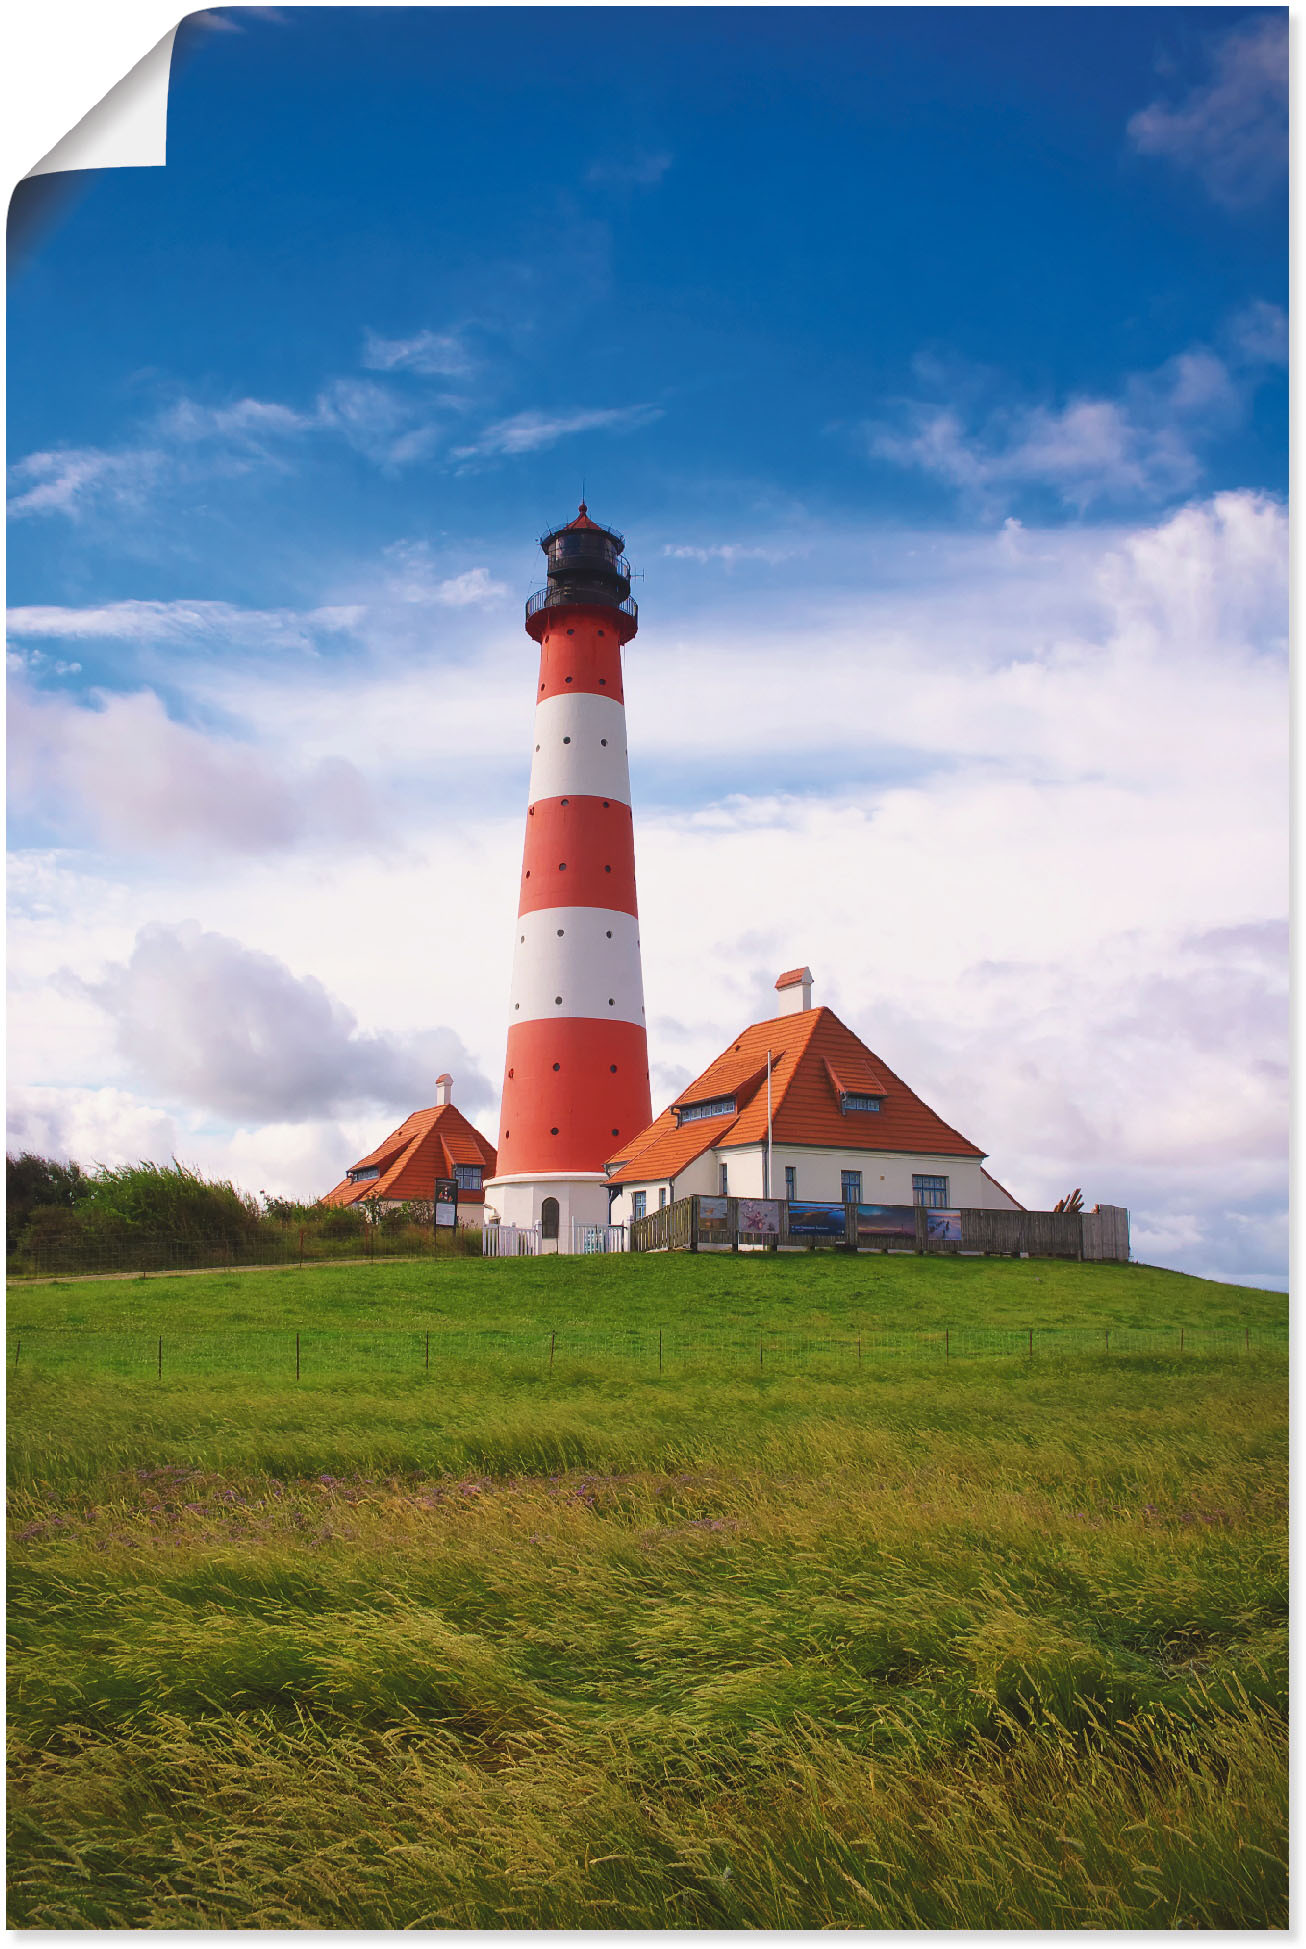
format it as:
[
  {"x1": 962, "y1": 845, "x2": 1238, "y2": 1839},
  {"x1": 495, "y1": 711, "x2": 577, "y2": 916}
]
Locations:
[{"x1": 27, "y1": 24, "x2": 179, "y2": 177}]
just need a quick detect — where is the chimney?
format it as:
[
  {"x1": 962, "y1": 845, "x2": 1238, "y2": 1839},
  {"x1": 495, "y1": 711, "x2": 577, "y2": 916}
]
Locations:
[
  {"x1": 434, "y1": 1073, "x2": 453, "y2": 1107},
  {"x1": 775, "y1": 966, "x2": 813, "y2": 1015}
]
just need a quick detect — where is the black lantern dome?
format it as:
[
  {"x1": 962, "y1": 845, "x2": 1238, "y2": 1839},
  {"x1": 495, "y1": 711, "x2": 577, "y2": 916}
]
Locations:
[{"x1": 525, "y1": 504, "x2": 638, "y2": 643}]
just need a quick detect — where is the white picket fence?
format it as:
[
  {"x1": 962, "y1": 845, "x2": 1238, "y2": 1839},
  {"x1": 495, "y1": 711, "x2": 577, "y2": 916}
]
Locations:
[
  {"x1": 482, "y1": 1224, "x2": 541, "y2": 1258},
  {"x1": 482, "y1": 1221, "x2": 625, "y2": 1257},
  {"x1": 572, "y1": 1222, "x2": 627, "y2": 1255}
]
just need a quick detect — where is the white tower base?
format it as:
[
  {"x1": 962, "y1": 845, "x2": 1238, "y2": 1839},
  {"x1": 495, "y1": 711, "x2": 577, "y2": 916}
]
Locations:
[{"x1": 482, "y1": 1173, "x2": 615, "y2": 1253}]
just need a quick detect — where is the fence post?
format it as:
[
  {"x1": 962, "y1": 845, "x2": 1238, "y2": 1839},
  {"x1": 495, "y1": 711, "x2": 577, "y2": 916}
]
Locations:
[
  {"x1": 425, "y1": 1330, "x2": 430, "y2": 1373},
  {"x1": 1180, "y1": 1326, "x2": 1184, "y2": 1354},
  {"x1": 296, "y1": 1332, "x2": 301, "y2": 1381},
  {"x1": 157, "y1": 1336, "x2": 162, "y2": 1381},
  {"x1": 1245, "y1": 1326, "x2": 1250, "y2": 1353},
  {"x1": 1028, "y1": 1326, "x2": 1033, "y2": 1359},
  {"x1": 13, "y1": 1336, "x2": 20, "y2": 1369},
  {"x1": 689, "y1": 1197, "x2": 699, "y2": 1254},
  {"x1": 759, "y1": 1339, "x2": 764, "y2": 1371},
  {"x1": 945, "y1": 1328, "x2": 950, "y2": 1360},
  {"x1": 857, "y1": 1334, "x2": 862, "y2": 1363},
  {"x1": 1105, "y1": 1328, "x2": 1109, "y2": 1354},
  {"x1": 299, "y1": 1228, "x2": 305, "y2": 1267},
  {"x1": 730, "y1": 1198, "x2": 740, "y2": 1253},
  {"x1": 549, "y1": 1330, "x2": 556, "y2": 1372},
  {"x1": 658, "y1": 1329, "x2": 663, "y2": 1375}
]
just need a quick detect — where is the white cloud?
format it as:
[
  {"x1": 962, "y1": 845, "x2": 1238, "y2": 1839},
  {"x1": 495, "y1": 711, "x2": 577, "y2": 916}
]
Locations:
[
  {"x1": 454, "y1": 403, "x2": 661, "y2": 459},
  {"x1": 1128, "y1": 15, "x2": 1288, "y2": 209},
  {"x1": 361, "y1": 327, "x2": 474, "y2": 377},
  {"x1": 586, "y1": 152, "x2": 673, "y2": 186},
  {"x1": 7, "y1": 1085, "x2": 181, "y2": 1171},
  {"x1": 7, "y1": 493, "x2": 1286, "y2": 1279},
  {"x1": 868, "y1": 337, "x2": 1265, "y2": 511},
  {"x1": 159, "y1": 395, "x2": 314, "y2": 444},
  {"x1": 75, "y1": 921, "x2": 493, "y2": 1123},
  {"x1": 313, "y1": 377, "x2": 442, "y2": 467},
  {"x1": 7, "y1": 596, "x2": 360, "y2": 653},
  {"x1": 1226, "y1": 299, "x2": 1288, "y2": 368},
  {"x1": 431, "y1": 566, "x2": 511, "y2": 607},
  {"x1": 8, "y1": 681, "x2": 384, "y2": 856},
  {"x1": 7, "y1": 445, "x2": 165, "y2": 519},
  {"x1": 662, "y1": 542, "x2": 801, "y2": 566}
]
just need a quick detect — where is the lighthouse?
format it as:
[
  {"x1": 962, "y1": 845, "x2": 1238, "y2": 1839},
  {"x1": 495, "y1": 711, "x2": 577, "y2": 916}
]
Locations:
[{"x1": 482, "y1": 506, "x2": 652, "y2": 1250}]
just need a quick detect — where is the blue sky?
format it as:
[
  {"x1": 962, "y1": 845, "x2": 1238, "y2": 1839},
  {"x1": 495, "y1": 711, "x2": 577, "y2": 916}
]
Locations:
[{"x1": 7, "y1": 6, "x2": 1288, "y2": 1285}]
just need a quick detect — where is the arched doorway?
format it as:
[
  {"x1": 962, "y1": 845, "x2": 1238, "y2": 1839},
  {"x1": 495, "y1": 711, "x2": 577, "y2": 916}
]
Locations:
[{"x1": 540, "y1": 1197, "x2": 560, "y2": 1244}]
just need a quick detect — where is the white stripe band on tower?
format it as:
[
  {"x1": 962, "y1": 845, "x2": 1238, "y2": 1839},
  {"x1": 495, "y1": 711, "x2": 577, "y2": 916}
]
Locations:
[
  {"x1": 508, "y1": 907, "x2": 645, "y2": 1024},
  {"x1": 528, "y1": 694, "x2": 631, "y2": 804}
]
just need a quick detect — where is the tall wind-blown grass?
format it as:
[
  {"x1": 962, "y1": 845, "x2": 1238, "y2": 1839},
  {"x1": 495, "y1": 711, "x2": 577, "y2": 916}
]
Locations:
[{"x1": 7, "y1": 1260, "x2": 1287, "y2": 1927}]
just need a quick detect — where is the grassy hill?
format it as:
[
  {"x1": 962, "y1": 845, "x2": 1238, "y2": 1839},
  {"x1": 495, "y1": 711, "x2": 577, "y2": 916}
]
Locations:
[{"x1": 8, "y1": 1255, "x2": 1287, "y2": 1927}]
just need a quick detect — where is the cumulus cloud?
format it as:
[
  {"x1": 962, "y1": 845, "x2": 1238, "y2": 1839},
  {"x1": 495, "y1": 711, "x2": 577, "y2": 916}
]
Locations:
[
  {"x1": 868, "y1": 337, "x2": 1269, "y2": 512},
  {"x1": 453, "y1": 403, "x2": 661, "y2": 459},
  {"x1": 75, "y1": 922, "x2": 493, "y2": 1123},
  {"x1": 7, "y1": 493, "x2": 1285, "y2": 1279},
  {"x1": 1128, "y1": 15, "x2": 1288, "y2": 209},
  {"x1": 361, "y1": 327, "x2": 474, "y2": 377},
  {"x1": 8, "y1": 681, "x2": 384, "y2": 856},
  {"x1": 7, "y1": 1086, "x2": 182, "y2": 1171}
]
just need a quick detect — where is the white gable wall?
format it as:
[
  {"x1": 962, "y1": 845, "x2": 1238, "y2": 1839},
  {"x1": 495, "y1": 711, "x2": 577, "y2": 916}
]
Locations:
[{"x1": 610, "y1": 1145, "x2": 1021, "y2": 1224}]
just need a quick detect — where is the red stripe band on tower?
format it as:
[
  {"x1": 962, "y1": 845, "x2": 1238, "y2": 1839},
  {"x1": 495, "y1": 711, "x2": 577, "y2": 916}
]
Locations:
[
  {"x1": 497, "y1": 1018, "x2": 652, "y2": 1176},
  {"x1": 518, "y1": 796, "x2": 637, "y2": 916},
  {"x1": 535, "y1": 610, "x2": 625, "y2": 703}
]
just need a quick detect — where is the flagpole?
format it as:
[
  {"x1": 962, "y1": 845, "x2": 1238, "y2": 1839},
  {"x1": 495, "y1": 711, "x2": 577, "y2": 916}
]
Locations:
[{"x1": 766, "y1": 1049, "x2": 773, "y2": 1201}]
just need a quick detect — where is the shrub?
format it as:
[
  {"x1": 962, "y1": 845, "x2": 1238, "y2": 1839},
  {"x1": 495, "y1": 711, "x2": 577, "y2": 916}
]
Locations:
[{"x1": 6, "y1": 1153, "x2": 91, "y2": 1252}]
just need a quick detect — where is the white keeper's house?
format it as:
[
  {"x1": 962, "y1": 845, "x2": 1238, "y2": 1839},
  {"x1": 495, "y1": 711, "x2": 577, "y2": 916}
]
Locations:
[{"x1": 604, "y1": 968, "x2": 1022, "y2": 1223}]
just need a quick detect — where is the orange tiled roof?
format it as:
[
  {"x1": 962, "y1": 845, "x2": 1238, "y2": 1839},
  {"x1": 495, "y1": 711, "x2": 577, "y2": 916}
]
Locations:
[
  {"x1": 321, "y1": 1102, "x2": 497, "y2": 1207},
  {"x1": 606, "y1": 1006, "x2": 983, "y2": 1185}
]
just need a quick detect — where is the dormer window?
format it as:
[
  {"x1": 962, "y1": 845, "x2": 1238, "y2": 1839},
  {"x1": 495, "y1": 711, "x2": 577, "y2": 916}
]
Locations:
[
  {"x1": 454, "y1": 1163, "x2": 483, "y2": 1191},
  {"x1": 841, "y1": 1092, "x2": 883, "y2": 1114},
  {"x1": 348, "y1": 1166, "x2": 380, "y2": 1183},
  {"x1": 676, "y1": 1096, "x2": 736, "y2": 1125}
]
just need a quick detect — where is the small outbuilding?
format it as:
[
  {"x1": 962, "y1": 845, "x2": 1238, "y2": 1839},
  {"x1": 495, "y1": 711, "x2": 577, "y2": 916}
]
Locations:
[{"x1": 321, "y1": 1075, "x2": 497, "y2": 1225}]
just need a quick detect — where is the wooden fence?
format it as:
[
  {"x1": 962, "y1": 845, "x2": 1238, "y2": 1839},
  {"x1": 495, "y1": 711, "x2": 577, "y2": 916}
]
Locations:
[{"x1": 630, "y1": 1197, "x2": 1129, "y2": 1262}]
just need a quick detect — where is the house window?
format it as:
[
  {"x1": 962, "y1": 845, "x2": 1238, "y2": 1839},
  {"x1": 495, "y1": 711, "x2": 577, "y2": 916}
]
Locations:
[
  {"x1": 659, "y1": 1187, "x2": 667, "y2": 1208},
  {"x1": 632, "y1": 1191, "x2": 647, "y2": 1219},
  {"x1": 784, "y1": 1165, "x2": 797, "y2": 1201},
  {"x1": 454, "y1": 1163, "x2": 483, "y2": 1191},
  {"x1": 678, "y1": 1096, "x2": 737, "y2": 1124},
  {"x1": 913, "y1": 1174, "x2": 950, "y2": 1209},
  {"x1": 348, "y1": 1166, "x2": 380, "y2": 1184},
  {"x1": 842, "y1": 1093, "x2": 882, "y2": 1113},
  {"x1": 719, "y1": 1162, "x2": 729, "y2": 1195},
  {"x1": 841, "y1": 1170, "x2": 862, "y2": 1203}
]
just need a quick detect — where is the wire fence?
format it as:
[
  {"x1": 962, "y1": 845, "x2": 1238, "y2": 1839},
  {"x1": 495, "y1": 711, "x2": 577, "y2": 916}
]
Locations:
[
  {"x1": 7, "y1": 1229, "x2": 482, "y2": 1281},
  {"x1": 6, "y1": 1322, "x2": 1287, "y2": 1381}
]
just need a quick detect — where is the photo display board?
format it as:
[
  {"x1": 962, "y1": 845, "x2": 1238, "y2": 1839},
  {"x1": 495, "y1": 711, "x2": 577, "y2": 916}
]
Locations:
[{"x1": 786, "y1": 1201, "x2": 847, "y2": 1237}]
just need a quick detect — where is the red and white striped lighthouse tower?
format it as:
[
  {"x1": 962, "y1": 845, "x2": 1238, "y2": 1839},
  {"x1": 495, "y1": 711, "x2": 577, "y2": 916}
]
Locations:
[{"x1": 483, "y1": 506, "x2": 652, "y2": 1249}]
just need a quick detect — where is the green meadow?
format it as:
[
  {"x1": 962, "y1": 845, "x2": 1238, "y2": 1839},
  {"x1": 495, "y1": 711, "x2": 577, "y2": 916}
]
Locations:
[{"x1": 8, "y1": 1254, "x2": 1288, "y2": 1928}]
